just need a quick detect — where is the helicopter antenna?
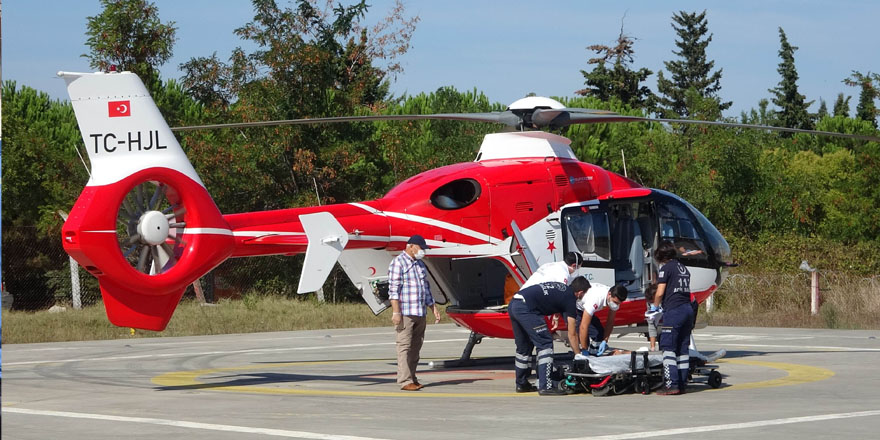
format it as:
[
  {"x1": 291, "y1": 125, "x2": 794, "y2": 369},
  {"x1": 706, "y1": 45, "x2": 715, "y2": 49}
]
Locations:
[{"x1": 621, "y1": 149, "x2": 628, "y2": 178}]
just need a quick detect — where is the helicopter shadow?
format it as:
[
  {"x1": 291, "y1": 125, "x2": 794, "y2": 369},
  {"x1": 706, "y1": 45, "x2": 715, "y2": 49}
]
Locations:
[{"x1": 154, "y1": 358, "x2": 504, "y2": 392}]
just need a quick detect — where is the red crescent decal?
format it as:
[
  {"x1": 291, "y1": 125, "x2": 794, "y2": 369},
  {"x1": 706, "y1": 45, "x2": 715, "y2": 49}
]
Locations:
[{"x1": 368, "y1": 267, "x2": 376, "y2": 276}]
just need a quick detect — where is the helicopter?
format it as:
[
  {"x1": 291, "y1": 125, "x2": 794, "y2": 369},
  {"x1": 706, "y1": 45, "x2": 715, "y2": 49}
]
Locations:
[{"x1": 58, "y1": 70, "x2": 879, "y2": 351}]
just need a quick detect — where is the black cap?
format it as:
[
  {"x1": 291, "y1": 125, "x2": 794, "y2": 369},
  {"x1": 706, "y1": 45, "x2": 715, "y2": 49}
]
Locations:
[{"x1": 407, "y1": 235, "x2": 430, "y2": 249}]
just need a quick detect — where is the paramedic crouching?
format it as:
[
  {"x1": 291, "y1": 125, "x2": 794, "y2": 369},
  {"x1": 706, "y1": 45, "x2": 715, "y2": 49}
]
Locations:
[{"x1": 509, "y1": 276, "x2": 590, "y2": 395}]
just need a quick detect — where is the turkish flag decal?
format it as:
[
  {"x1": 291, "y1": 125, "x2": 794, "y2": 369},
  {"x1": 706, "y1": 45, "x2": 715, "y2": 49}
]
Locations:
[{"x1": 108, "y1": 100, "x2": 131, "y2": 117}]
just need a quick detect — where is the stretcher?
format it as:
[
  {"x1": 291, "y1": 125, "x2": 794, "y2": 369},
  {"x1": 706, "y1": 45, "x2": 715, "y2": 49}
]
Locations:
[{"x1": 557, "y1": 349, "x2": 726, "y2": 396}]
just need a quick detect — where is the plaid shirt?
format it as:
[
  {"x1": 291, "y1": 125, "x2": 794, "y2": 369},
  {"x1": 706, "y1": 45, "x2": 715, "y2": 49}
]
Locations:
[{"x1": 388, "y1": 251, "x2": 434, "y2": 316}]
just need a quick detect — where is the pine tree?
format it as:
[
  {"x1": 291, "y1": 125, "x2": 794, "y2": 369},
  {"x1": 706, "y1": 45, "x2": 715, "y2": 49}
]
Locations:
[
  {"x1": 768, "y1": 27, "x2": 813, "y2": 130},
  {"x1": 833, "y1": 93, "x2": 851, "y2": 117},
  {"x1": 83, "y1": 0, "x2": 177, "y2": 86},
  {"x1": 576, "y1": 23, "x2": 654, "y2": 109},
  {"x1": 844, "y1": 71, "x2": 879, "y2": 128},
  {"x1": 655, "y1": 10, "x2": 731, "y2": 118},
  {"x1": 816, "y1": 98, "x2": 828, "y2": 119}
]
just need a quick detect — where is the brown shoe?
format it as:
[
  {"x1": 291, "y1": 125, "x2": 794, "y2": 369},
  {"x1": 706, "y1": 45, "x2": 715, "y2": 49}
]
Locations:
[
  {"x1": 401, "y1": 383, "x2": 421, "y2": 391},
  {"x1": 414, "y1": 382, "x2": 424, "y2": 390}
]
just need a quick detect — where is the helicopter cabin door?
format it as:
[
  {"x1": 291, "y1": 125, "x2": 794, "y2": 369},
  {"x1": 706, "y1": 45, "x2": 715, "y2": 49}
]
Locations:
[
  {"x1": 561, "y1": 201, "x2": 654, "y2": 297},
  {"x1": 560, "y1": 203, "x2": 615, "y2": 287},
  {"x1": 509, "y1": 220, "x2": 539, "y2": 281}
]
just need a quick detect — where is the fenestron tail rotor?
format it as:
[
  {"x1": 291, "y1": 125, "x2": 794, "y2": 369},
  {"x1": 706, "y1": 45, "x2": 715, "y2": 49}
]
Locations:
[{"x1": 117, "y1": 181, "x2": 187, "y2": 275}]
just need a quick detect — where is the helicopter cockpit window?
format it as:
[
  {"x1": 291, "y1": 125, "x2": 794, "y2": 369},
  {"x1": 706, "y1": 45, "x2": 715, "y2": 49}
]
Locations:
[
  {"x1": 658, "y1": 201, "x2": 708, "y2": 260},
  {"x1": 430, "y1": 179, "x2": 482, "y2": 210},
  {"x1": 563, "y1": 207, "x2": 611, "y2": 262}
]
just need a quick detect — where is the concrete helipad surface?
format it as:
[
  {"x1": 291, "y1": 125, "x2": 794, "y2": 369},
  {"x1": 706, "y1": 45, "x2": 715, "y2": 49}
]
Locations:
[{"x1": 3, "y1": 324, "x2": 880, "y2": 439}]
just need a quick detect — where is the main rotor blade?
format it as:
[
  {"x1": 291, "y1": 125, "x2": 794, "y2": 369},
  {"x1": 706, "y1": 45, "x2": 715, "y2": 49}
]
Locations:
[
  {"x1": 171, "y1": 112, "x2": 519, "y2": 132},
  {"x1": 544, "y1": 109, "x2": 880, "y2": 142}
]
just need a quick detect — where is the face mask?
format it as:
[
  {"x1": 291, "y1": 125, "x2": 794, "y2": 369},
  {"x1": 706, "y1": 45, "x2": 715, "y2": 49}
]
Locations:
[
  {"x1": 415, "y1": 249, "x2": 426, "y2": 260},
  {"x1": 608, "y1": 298, "x2": 620, "y2": 311}
]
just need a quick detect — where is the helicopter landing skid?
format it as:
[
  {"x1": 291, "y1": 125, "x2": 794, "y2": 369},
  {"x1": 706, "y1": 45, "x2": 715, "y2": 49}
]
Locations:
[{"x1": 428, "y1": 331, "x2": 514, "y2": 369}]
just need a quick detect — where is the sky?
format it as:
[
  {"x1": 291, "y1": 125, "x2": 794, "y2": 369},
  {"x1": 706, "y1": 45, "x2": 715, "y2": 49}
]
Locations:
[{"x1": 3, "y1": 0, "x2": 879, "y2": 118}]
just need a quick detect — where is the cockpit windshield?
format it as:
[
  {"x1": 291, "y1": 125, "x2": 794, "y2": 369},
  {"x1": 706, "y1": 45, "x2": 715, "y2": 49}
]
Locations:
[{"x1": 655, "y1": 190, "x2": 731, "y2": 264}]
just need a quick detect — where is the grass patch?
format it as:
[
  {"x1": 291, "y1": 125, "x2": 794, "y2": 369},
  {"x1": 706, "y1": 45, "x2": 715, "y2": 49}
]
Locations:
[
  {"x1": 707, "y1": 272, "x2": 880, "y2": 329},
  {"x1": 4, "y1": 272, "x2": 878, "y2": 344},
  {"x1": 2, "y1": 296, "x2": 452, "y2": 344}
]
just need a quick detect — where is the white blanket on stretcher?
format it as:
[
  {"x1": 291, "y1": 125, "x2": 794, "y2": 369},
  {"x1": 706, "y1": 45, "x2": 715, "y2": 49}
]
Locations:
[{"x1": 585, "y1": 349, "x2": 726, "y2": 375}]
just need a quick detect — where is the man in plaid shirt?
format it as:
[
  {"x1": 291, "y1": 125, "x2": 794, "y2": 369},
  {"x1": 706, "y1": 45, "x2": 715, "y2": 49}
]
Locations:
[{"x1": 389, "y1": 235, "x2": 441, "y2": 391}]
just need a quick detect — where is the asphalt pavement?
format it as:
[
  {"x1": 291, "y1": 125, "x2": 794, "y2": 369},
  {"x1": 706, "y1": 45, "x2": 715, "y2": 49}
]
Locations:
[{"x1": 3, "y1": 324, "x2": 880, "y2": 439}]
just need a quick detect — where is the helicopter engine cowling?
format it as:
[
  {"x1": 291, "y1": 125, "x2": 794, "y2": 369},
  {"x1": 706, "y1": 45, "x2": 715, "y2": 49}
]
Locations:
[{"x1": 62, "y1": 167, "x2": 234, "y2": 331}]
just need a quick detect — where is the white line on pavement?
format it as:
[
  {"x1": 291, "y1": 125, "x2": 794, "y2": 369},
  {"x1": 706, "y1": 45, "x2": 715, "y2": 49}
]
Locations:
[
  {"x1": 554, "y1": 409, "x2": 880, "y2": 440},
  {"x1": 2, "y1": 407, "x2": 391, "y2": 440},
  {"x1": 3, "y1": 338, "x2": 467, "y2": 366}
]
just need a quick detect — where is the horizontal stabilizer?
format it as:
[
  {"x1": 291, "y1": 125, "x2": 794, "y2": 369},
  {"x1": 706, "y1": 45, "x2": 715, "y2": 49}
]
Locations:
[{"x1": 297, "y1": 212, "x2": 349, "y2": 293}]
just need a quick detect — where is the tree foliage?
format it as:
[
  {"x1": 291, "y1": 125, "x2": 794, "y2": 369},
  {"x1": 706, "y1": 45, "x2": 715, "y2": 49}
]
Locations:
[
  {"x1": 769, "y1": 27, "x2": 813, "y2": 131},
  {"x1": 844, "y1": 71, "x2": 880, "y2": 128},
  {"x1": 576, "y1": 22, "x2": 655, "y2": 110},
  {"x1": 83, "y1": 0, "x2": 177, "y2": 90},
  {"x1": 6, "y1": 2, "x2": 880, "y2": 312},
  {"x1": 655, "y1": 10, "x2": 731, "y2": 118}
]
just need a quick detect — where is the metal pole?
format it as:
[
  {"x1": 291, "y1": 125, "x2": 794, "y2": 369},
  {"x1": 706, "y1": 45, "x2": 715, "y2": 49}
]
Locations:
[
  {"x1": 810, "y1": 271, "x2": 820, "y2": 315},
  {"x1": 705, "y1": 293, "x2": 714, "y2": 313},
  {"x1": 69, "y1": 256, "x2": 81, "y2": 309}
]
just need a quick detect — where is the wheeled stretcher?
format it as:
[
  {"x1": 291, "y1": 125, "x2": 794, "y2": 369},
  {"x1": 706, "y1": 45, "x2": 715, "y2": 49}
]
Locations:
[{"x1": 557, "y1": 349, "x2": 726, "y2": 396}]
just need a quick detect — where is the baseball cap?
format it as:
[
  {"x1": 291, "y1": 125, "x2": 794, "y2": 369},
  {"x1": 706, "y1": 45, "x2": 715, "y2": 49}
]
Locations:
[{"x1": 406, "y1": 235, "x2": 430, "y2": 249}]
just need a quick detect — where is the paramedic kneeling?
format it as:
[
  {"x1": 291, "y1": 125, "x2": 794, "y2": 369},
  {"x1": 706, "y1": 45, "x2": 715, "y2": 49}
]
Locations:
[
  {"x1": 652, "y1": 240, "x2": 694, "y2": 396},
  {"x1": 508, "y1": 276, "x2": 590, "y2": 395}
]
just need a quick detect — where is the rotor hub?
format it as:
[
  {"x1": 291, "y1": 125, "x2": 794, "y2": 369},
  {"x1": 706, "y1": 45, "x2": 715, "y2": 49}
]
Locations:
[{"x1": 138, "y1": 210, "x2": 170, "y2": 245}]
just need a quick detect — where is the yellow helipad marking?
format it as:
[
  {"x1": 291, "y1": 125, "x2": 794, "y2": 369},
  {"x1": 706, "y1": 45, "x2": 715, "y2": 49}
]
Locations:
[
  {"x1": 716, "y1": 359, "x2": 835, "y2": 390},
  {"x1": 152, "y1": 358, "x2": 835, "y2": 397},
  {"x1": 152, "y1": 359, "x2": 522, "y2": 398}
]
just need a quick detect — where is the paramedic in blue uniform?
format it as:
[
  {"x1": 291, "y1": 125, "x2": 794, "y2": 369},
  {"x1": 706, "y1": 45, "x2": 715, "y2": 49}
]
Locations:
[
  {"x1": 649, "y1": 240, "x2": 694, "y2": 395},
  {"x1": 508, "y1": 276, "x2": 590, "y2": 395}
]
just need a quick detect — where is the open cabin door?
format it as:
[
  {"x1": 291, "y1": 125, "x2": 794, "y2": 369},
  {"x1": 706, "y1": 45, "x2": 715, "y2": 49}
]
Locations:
[
  {"x1": 509, "y1": 220, "x2": 538, "y2": 282},
  {"x1": 337, "y1": 249, "x2": 395, "y2": 314}
]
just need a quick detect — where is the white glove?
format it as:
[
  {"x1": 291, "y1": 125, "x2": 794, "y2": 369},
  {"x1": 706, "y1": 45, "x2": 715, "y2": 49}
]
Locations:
[{"x1": 574, "y1": 353, "x2": 588, "y2": 361}]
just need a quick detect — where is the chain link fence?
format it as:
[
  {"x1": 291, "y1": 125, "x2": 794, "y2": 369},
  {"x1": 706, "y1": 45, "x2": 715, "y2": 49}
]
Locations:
[{"x1": 1, "y1": 226, "x2": 361, "y2": 311}]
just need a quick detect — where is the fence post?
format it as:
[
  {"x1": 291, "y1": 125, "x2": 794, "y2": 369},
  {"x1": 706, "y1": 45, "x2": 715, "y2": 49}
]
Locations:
[
  {"x1": 811, "y1": 271, "x2": 820, "y2": 316},
  {"x1": 69, "y1": 255, "x2": 81, "y2": 309},
  {"x1": 705, "y1": 293, "x2": 714, "y2": 313}
]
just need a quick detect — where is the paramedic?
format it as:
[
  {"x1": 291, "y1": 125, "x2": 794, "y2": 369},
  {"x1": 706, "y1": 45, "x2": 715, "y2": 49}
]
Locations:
[
  {"x1": 508, "y1": 276, "x2": 590, "y2": 395},
  {"x1": 577, "y1": 283, "x2": 628, "y2": 356},
  {"x1": 650, "y1": 240, "x2": 694, "y2": 395}
]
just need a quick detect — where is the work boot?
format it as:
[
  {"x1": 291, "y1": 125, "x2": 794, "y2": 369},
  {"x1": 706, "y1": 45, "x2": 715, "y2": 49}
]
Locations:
[
  {"x1": 401, "y1": 383, "x2": 421, "y2": 391},
  {"x1": 516, "y1": 383, "x2": 538, "y2": 393},
  {"x1": 655, "y1": 388, "x2": 681, "y2": 396},
  {"x1": 538, "y1": 388, "x2": 567, "y2": 396}
]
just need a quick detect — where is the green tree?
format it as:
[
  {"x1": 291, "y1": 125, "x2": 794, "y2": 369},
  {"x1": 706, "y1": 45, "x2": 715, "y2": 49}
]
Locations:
[
  {"x1": 180, "y1": 0, "x2": 419, "y2": 214},
  {"x1": 833, "y1": 93, "x2": 851, "y2": 117},
  {"x1": 844, "y1": 71, "x2": 880, "y2": 128},
  {"x1": 817, "y1": 98, "x2": 828, "y2": 119},
  {"x1": 576, "y1": 23, "x2": 655, "y2": 110},
  {"x1": 1, "y1": 82, "x2": 93, "y2": 309},
  {"x1": 83, "y1": 0, "x2": 177, "y2": 90},
  {"x1": 655, "y1": 10, "x2": 731, "y2": 118},
  {"x1": 769, "y1": 27, "x2": 813, "y2": 131}
]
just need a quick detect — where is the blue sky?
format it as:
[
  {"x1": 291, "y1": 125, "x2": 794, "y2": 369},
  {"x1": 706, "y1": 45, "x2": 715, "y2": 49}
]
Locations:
[{"x1": 3, "y1": 0, "x2": 879, "y2": 117}]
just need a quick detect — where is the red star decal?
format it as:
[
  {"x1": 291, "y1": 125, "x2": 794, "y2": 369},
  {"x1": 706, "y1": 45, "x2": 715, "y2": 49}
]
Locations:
[{"x1": 547, "y1": 241, "x2": 556, "y2": 252}]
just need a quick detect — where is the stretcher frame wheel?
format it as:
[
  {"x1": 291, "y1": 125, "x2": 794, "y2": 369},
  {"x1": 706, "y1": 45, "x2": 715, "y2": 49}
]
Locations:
[{"x1": 708, "y1": 370, "x2": 722, "y2": 389}]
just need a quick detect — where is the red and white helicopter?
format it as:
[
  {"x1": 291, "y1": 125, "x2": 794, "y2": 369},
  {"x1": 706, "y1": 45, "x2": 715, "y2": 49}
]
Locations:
[{"x1": 58, "y1": 71, "x2": 878, "y2": 352}]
